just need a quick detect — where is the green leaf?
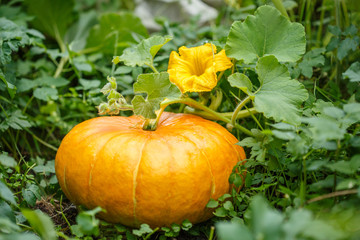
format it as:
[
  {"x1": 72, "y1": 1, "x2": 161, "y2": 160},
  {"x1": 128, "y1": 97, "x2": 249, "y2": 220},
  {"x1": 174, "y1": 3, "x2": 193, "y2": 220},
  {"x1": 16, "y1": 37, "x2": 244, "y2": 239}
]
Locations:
[
  {"x1": 132, "y1": 72, "x2": 181, "y2": 118},
  {"x1": 238, "y1": 136, "x2": 267, "y2": 162},
  {"x1": 0, "y1": 153, "x2": 17, "y2": 168},
  {"x1": 22, "y1": 185, "x2": 41, "y2": 207},
  {"x1": 0, "y1": 18, "x2": 30, "y2": 66},
  {"x1": 343, "y1": 103, "x2": 360, "y2": 127},
  {"x1": 322, "y1": 107, "x2": 345, "y2": 119},
  {"x1": 25, "y1": 0, "x2": 75, "y2": 39},
  {"x1": 343, "y1": 61, "x2": 360, "y2": 82},
  {"x1": 206, "y1": 199, "x2": 219, "y2": 208},
  {"x1": 181, "y1": 219, "x2": 192, "y2": 231},
  {"x1": 0, "y1": 110, "x2": 31, "y2": 132},
  {"x1": 218, "y1": 193, "x2": 232, "y2": 202},
  {"x1": 74, "y1": 62, "x2": 92, "y2": 72},
  {"x1": 79, "y1": 79, "x2": 101, "y2": 90},
  {"x1": 74, "y1": 207, "x2": 103, "y2": 236},
  {"x1": 22, "y1": 209, "x2": 57, "y2": 240},
  {"x1": 233, "y1": 174, "x2": 244, "y2": 187},
  {"x1": 223, "y1": 201, "x2": 234, "y2": 211},
  {"x1": 16, "y1": 78, "x2": 38, "y2": 92},
  {"x1": 134, "y1": 72, "x2": 181, "y2": 102},
  {"x1": 328, "y1": 25, "x2": 342, "y2": 36},
  {"x1": 36, "y1": 76, "x2": 70, "y2": 87},
  {"x1": 0, "y1": 200, "x2": 16, "y2": 223},
  {"x1": 86, "y1": 12, "x2": 148, "y2": 55},
  {"x1": 336, "y1": 179, "x2": 357, "y2": 190},
  {"x1": 249, "y1": 195, "x2": 283, "y2": 239},
  {"x1": 270, "y1": 122, "x2": 296, "y2": 131},
  {"x1": 272, "y1": 130, "x2": 297, "y2": 140},
  {"x1": 298, "y1": 48, "x2": 325, "y2": 78},
  {"x1": 64, "y1": 10, "x2": 98, "y2": 52},
  {"x1": 225, "y1": 5, "x2": 305, "y2": 63},
  {"x1": 114, "y1": 66, "x2": 133, "y2": 75},
  {"x1": 350, "y1": 155, "x2": 360, "y2": 171},
  {"x1": 227, "y1": 73, "x2": 253, "y2": 95},
  {"x1": 216, "y1": 222, "x2": 253, "y2": 240},
  {"x1": 0, "y1": 217, "x2": 21, "y2": 234},
  {"x1": 132, "y1": 95, "x2": 156, "y2": 119},
  {"x1": 0, "y1": 70, "x2": 16, "y2": 99},
  {"x1": 17, "y1": 77, "x2": 69, "y2": 93},
  {"x1": 0, "y1": 232, "x2": 40, "y2": 240},
  {"x1": 0, "y1": 181, "x2": 16, "y2": 206},
  {"x1": 283, "y1": 209, "x2": 313, "y2": 239},
  {"x1": 132, "y1": 224, "x2": 153, "y2": 237},
  {"x1": 343, "y1": 24, "x2": 358, "y2": 36},
  {"x1": 214, "y1": 207, "x2": 228, "y2": 217},
  {"x1": 337, "y1": 37, "x2": 359, "y2": 60},
  {"x1": 171, "y1": 223, "x2": 181, "y2": 233},
  {"x1": 302, "y1": 115, "x2": 346, "y2": 144},
  {"x1": 302, "y1": 220, "x2": 345, "y2": 240},
  {"x1": 33, "y1": 87, "x2": 58, "y2": 101},
  {"x1": 115, "y1": 35, "x2": 172, "y2": 67},
  {"x1": 254, "y1": 55, "x2": 308, "y2": 125},
  {"x1": 326, "y1": 161, "x2": 354, "y2": 175},
  {"x1": 70, "y1": 224, "x2": 84, "y2": 238}
]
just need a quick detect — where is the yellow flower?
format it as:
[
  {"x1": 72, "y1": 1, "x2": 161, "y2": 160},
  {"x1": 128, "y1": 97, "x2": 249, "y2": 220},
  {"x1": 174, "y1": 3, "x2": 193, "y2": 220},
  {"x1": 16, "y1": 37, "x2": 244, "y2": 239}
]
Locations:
[{"x1": 167, "y1": 43, "x2": 232, "y2": 93}]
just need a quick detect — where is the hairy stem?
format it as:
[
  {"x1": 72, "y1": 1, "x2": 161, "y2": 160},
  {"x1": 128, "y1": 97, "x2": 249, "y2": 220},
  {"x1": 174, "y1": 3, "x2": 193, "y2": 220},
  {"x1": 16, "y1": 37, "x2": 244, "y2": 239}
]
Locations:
[
  {"x1": 231, "y1": 96, "x2": 251, "y2": 126},
  {"x1": 185, "y1": 107, "x2": 257, "y2": 121},
  {"x1": 143, "y1": 98, "x2": 254, "y2": 136}
]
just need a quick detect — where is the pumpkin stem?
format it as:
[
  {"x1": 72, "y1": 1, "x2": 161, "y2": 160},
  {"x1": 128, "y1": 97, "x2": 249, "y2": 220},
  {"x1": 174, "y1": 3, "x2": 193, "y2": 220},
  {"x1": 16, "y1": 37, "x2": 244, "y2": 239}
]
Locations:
[
  {"x1": 141, "y1": 97, "x2": 255, "y2": 136},
  {"x1": 142, "y1": 104, "x2": 167, "y2": 131}
]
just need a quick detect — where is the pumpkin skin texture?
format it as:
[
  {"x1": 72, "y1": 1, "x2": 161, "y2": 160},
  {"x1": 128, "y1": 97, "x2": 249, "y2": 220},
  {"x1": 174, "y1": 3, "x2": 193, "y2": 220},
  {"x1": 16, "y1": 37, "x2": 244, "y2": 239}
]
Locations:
[{"x1": 55, "y1": 112, "x2": 246, "y2": 228}]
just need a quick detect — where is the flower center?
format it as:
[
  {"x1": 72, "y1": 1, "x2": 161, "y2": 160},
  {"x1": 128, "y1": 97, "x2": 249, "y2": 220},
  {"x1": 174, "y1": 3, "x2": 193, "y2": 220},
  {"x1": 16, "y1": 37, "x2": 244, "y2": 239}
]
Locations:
[{"x1": 193, "y1": 55, "x2": 206, "y2": 76}]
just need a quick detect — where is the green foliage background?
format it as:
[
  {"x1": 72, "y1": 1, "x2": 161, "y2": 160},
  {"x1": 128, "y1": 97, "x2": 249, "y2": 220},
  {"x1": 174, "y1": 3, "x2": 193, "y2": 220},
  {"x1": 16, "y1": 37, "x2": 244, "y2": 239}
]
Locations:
[{"x1": 0, "y1": 0, "x2": 359, "y2": 239}]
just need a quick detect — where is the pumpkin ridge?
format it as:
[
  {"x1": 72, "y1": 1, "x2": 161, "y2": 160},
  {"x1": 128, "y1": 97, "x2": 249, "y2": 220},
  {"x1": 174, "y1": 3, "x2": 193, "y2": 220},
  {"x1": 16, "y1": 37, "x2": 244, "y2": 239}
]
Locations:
[
  {"x1": 132, "y1": 135, "x2": 151, "y2": 226},
  {"x1": 176, "y1": 133, "x2": 215, "y2": 196},
  {"x1": 61, "y1": 130, "x2": 125, "y2": 209},
  {"x1": 88, "y1": 133, "x2": 122, "y2": 188},
  {"x1": 160, "y1": 136, "x2": 176, "y2": 222}
]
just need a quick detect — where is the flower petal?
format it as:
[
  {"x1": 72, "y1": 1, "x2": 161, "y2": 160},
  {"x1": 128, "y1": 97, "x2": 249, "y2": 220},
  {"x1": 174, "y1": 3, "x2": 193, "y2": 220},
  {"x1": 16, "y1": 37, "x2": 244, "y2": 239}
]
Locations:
[
  {"x1": 214, "y1": 50, "x2": 233, "y2": 72},
  {"x1": 167, "y1": 43, "x2": 232, "y2": 93},
  {"x1": 169, "y1": 66, "x2": 217, "y2": 93}
]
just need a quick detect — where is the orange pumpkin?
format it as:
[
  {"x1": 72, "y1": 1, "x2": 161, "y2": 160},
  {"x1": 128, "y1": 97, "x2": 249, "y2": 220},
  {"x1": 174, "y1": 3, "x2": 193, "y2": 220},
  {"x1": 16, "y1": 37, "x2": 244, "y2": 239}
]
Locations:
[{"x1": 55, "y1": 112, "x2": 245, "y2": 227}]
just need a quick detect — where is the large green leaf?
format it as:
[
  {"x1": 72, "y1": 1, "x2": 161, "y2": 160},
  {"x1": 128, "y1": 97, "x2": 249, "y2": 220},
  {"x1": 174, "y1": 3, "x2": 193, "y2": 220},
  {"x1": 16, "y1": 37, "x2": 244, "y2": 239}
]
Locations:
[
  {"x1": 86, "y1": 12, "x2": 148, "y2": 55},
  {"x1": 225, "y1": 5, "x2": 305, "y2": 63},
  {"x1": 254, "y1": 55, "x2": 308, "y2": 125},
  {"x1": 114, "y1": 35, "x2": 172, "y2": 67},
  {"x1": 132, "y1": 72, "x2": 181, "y2": 118},
  {"x1": 25, "y1": 0, "x2": 75, "y2": 39},
  {"x1": 22, "y1": 209, "x2": 57, "y2": 240},
  {"x1": 64, "y1": 11, "x2": 98, "y2": 52},
  {"x1": 0, "y1": 181, "x2": 16, "y2": 206}
]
